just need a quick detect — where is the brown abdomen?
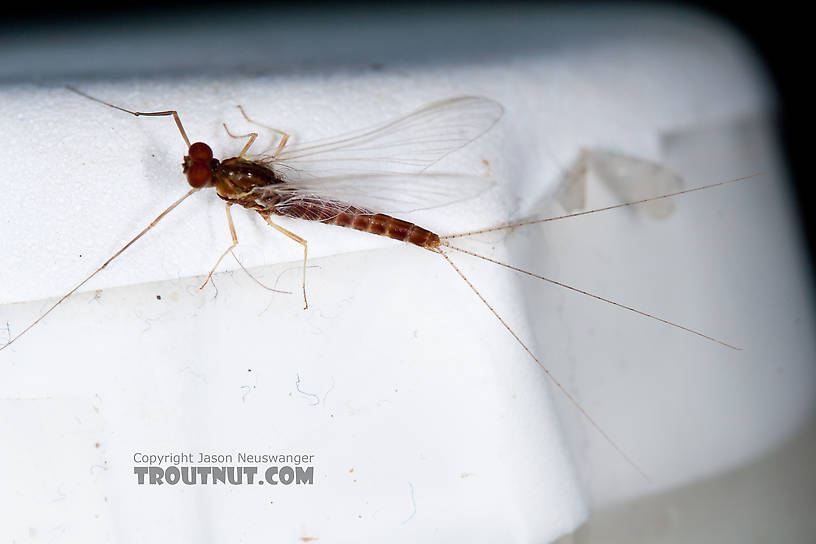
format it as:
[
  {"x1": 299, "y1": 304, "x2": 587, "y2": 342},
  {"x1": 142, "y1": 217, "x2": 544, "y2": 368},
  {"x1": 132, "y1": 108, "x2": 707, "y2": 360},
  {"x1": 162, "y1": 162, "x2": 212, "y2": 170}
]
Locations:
[{"x1": 273, "y1": 200, "x2": 440, "y2": 250}]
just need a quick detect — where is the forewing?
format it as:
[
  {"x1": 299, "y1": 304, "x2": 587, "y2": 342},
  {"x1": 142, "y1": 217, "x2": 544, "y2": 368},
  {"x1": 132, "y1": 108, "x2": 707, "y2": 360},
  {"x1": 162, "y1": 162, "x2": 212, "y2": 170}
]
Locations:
[
  {"x1": 260, "y1": 96, "x2": 503, "y2": 178},
  {"x1": 252, "y1": 172, "x2": 495, "y2": 214}
]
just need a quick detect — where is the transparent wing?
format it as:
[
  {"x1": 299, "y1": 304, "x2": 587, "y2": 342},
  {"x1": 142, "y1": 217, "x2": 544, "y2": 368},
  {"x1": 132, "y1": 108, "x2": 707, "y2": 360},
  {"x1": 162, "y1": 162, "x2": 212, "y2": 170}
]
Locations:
[
  {"x1": 256, "y1": 96, "x2": 504, "y2": 179},
  {"x1": 557, "y1": 149, "x2": 685, "y2": 219},
  {"x1": 587, "y1": 149, "x2": 684, "y2": 219},
  {"x1": 251, "y1": 172, "x2": 495, "y2": 214}
]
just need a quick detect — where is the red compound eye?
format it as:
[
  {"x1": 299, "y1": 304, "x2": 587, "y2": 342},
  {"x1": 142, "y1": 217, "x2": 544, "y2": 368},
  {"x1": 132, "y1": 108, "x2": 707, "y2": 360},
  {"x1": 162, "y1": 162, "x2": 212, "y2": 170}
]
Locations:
[
  {"x1": 188, "y1": 142, "x2": 213, "y2": 161},
  {"x1": 186, "y1": 162, "x2": 212, "y2": 188}
]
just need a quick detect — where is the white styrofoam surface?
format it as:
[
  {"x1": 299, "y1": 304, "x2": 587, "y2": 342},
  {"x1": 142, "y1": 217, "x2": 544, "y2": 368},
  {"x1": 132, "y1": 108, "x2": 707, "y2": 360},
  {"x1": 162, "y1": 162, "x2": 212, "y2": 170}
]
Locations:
[{"x1": 1, "y1": 6, "x2": 814, "y2": 543}]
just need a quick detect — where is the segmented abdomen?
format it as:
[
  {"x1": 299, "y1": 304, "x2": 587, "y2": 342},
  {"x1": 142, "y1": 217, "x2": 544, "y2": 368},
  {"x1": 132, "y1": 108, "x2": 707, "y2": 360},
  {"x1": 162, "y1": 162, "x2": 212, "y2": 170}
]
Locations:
[{"x1": 273, "y1": 199, "x2": 440, "y2": 249}]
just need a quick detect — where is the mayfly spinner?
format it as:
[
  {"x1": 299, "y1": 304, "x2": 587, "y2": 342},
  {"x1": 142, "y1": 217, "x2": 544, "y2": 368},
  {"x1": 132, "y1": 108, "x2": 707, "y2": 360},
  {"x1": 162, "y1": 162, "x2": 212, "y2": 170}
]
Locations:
[{"x1": 2, "y1": 86, "x2": 748, "y2": 478}]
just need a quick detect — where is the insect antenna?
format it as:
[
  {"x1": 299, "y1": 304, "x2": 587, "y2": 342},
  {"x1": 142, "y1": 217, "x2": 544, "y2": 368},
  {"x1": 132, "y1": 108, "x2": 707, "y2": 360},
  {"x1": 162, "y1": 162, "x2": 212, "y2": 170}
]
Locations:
[{"x1": 1, "y1": 189, "x2": 199, "y2": 351}]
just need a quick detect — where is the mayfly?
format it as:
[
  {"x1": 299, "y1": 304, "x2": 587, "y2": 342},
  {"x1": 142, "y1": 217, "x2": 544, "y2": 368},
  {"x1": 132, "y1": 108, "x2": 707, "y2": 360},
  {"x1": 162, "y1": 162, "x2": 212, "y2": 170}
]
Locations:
[{"x1": 1, "y1": 86, "x2": 746, "y2": 479}]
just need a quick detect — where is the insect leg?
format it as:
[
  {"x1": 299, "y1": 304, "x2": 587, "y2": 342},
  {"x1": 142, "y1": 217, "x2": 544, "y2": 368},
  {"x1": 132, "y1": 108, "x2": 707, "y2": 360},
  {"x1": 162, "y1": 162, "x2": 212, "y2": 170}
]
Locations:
[
  {"x1": 200, "y1": 203, "x2": 239, "y2": 290},
  {"x1": 236, "y1": 105, "x2": 290, "y2": 157},
  {"x1": 221, "y1": 123, "x2": 259, "y2": 158},
  {"x1": 1, "y1": 188, "x2": 199, "y2": 351},
  {"x1": 65, "y1": 86, "x2": 191, "y2": 148},
  {"x1": 261, "y1": 216, "x2": 309, "y2": 309},
  {"x1": 199, "y1": 203, "x2": 290, "y2": 294}
]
